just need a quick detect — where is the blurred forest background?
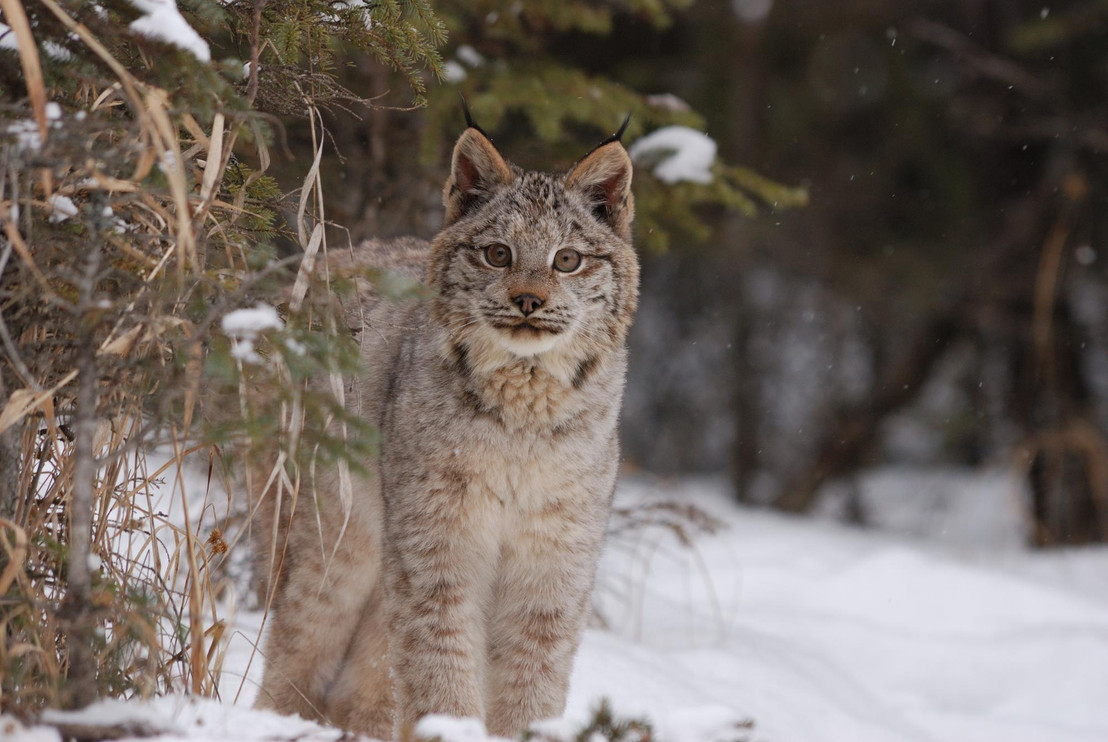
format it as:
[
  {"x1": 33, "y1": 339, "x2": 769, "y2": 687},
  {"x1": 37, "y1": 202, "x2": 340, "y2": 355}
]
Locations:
[{"x1": 304, "y1": 0, "x2": 1108, "y2": 548}]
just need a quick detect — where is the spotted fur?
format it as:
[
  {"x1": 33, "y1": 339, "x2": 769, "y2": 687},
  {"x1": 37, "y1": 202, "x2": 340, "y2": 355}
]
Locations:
[{"x1": 253, "y1": 126, "x2": 638, "y2": 739}]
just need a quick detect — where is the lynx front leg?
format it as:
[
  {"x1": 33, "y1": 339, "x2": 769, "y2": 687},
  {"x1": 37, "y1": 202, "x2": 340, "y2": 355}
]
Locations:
[
  {"x1": 382, "y1": 471, "x2": 500, "y2": 737},
  {"x1": 484, "y1": 494, "x2": 608, "y2": 737}
]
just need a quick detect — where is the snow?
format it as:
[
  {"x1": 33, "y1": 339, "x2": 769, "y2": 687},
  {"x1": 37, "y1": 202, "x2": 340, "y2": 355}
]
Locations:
[
  {"x1": 732, "y1": 0, "x2": 774, "y2": 23},
  {"x1": 24, "y1": 696, "x2": 347, "y2": 742},
  {"x1": 815, "y1": 466, "x2": 1030, "y2": 549},
  {"x1": 444, "y1": 45, "x2": 484, "y2": 82},
  {"x1": 0, "y1": 23, "x2": 15, "y2": 53},
  {"x1": 444, "y1": 60, "x2": 468, "y2": 83},
  {"x1": 221, "y1": 304, "x2": 283, "y2": 336},
  {"x1": 643, "y1": 93, "x2": 692, "y2": 113},
  {"x1": 127, "y1": 0, "x2": 211, "y2": 63},
  {"x1": 0, "y1": 717, "x2": 58, "y2": 742},
  {"x1": 158, "y1": 148, "x2": 179, "y2": 174},
  {"x1": 48, "y1": 194, "x2": 78, "y2": 222},
  {"x1": 221, "y1": 303, "x2": 283, "y2": 364},
  {"x1": 41, "y1": 698, "x2": 182, "y2": 735},
  {"x1": 8, "y1": 472, "x2": 1108, "y2": 742},
  {"x1": 589, "y1": 478, "x2": 1108, "y2": 742},
  {"x1": 415, "y1": 716, "x2": 507, "y2": 742},
  {"x1": 456, "y1": 44, "x2": 485, "y2": 68},
  {"x1": 628, "y1": 126, "x2": 717, "y2": 185},
  {"x1": 284, "y1": 337, "x2": 307, "y2": 356},
  {"x1": 0, "y1": 22, "x2": 73, "y2": 61},
  {"x1": 5, "y1": 119, "x2": 42, "y2": 151},
  {"x1": 334, "y1": 0, "x2": 377, "y2": 27},
  {"x1": 6, "y1": 103, "x2": 63, "y2": 152}
]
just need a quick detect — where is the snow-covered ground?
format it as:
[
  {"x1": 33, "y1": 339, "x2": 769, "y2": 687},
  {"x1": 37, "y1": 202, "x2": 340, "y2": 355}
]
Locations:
[
  {"x1": 7, "y1": 471, "x2": 1108, "y2": 742},
  {"x1": 591, "y1": 477, "x2": 1108, "y2": 742}
]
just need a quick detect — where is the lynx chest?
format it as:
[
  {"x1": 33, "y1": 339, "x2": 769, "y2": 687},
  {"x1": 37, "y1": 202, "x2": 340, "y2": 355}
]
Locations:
[{"x1": 380, "y1": 346, "x2": 618, "y2": 519}]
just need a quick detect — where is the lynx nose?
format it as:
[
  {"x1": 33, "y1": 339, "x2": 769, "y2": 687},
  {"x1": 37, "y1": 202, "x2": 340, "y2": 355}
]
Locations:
[{"x1": 512, "y1": 293, "x2": 545, "y2": 316}]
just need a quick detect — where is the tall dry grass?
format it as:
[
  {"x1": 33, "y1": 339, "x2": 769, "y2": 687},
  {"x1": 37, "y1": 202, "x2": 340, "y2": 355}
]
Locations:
[{"x1": 0, "y1": 0, "x2": 374, "y2": 717}]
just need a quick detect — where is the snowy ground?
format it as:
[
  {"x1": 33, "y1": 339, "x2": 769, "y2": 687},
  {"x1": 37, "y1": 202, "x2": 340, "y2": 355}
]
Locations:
[{"x1": 6, "y1": 470, "x2": 1108, "y2": 742}]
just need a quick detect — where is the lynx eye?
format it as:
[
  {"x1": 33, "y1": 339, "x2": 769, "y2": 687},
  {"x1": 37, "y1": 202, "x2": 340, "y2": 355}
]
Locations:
[
  {"x1": 483, "y1": 243, "x2": 512, "y2": 268},
  {"x1": 553, "y1": 248, "x2": 582, "y2": 273}
]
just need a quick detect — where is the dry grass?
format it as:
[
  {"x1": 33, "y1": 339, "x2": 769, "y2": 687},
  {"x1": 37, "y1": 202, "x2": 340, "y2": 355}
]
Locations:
[
  {"x1": 0, "y1": 424, "x2": 234, "y2": 710},
  {"x1": 0, "y1": 0, "x2": 363, "y2": 717}
]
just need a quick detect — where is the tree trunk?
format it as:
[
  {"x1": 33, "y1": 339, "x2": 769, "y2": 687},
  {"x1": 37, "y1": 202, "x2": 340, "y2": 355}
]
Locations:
[
  {"x1": 61, "y1": 240, "x2": 102, "y2": 709},
  {"x1": 730, "y1": 284, "x2": 759, "y2": 503},
  {"x1": 773, "y1": 304, "x2": 965, "y2": 512}
]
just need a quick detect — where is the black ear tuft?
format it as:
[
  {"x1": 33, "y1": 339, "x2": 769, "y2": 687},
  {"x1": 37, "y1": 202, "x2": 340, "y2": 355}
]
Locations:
[
  {"x1": 614, "y1": 113, "x2": 632, "y2": 142},
  {"x1": 593, "y1": 113, "x2": 632, "y2": 151},
  {"x1": 459, "y1": 94, "x2": 491, "y2": 139}
]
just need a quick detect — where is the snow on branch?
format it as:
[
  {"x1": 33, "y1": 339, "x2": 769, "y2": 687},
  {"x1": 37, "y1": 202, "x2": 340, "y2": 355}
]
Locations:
[
  {"x1": 127, "y1": 0, "x2": 211, "y2": 62},
  {"x1": 628, "y1": 125, "x2": 717, "y2": 185},
  {"x1": 221, "y1": 304, "x2": 283, "y2": 364}
]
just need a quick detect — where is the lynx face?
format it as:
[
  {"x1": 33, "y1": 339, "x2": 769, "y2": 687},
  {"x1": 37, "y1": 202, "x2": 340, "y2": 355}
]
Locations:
[{"x1": 429, "y1": 128, "x2": 639, "y2": 374}]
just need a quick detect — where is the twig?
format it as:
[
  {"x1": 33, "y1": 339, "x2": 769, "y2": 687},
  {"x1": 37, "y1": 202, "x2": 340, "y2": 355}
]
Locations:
[
  {"x1": 909, "y1": 18, "x2": 1058, "y2": 103},
  {"x1": 246, "y1": 0, "x2": 264, "y2": 107},
  {"x1": 59, "y1": 235, "x2": 103, "y2": 709}
]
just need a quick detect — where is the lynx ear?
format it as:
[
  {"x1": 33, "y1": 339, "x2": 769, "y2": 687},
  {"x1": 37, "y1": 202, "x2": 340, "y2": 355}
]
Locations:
[
  {"x1": 443, "y1": 127, "x2": 513, "y2": 225},
  {"x1": 566, "y1": 139, "x2": 635, "y2": 240}
]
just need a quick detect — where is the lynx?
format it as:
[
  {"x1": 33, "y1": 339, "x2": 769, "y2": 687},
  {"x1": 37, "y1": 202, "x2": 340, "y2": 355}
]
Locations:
[{"x1": 253, "y1": 117, "x2": 639, "y2": 740}]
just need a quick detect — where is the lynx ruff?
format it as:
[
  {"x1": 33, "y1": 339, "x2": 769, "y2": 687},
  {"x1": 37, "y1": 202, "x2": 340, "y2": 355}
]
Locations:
[{"x1": 253, "y1": 119, "x2": 639, "y2": 740}]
